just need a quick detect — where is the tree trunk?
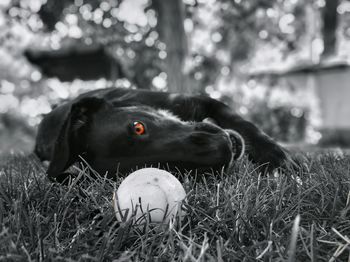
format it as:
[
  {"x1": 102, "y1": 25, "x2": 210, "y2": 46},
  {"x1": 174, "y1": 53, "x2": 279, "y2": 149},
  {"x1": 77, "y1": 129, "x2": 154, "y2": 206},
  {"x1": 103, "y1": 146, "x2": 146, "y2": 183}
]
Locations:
[
  {"x1": 321, "y1": 0, "x2": 339, "y2": 57},
  {"x1": 152, "y1": 0, "x2": 188, "y2": 93}
]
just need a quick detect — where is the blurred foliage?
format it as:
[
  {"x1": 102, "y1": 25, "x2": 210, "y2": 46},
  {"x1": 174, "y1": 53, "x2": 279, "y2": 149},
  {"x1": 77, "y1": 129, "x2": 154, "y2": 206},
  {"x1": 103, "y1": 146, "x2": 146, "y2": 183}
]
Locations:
[
  {"x1": 218, "y1": 77, "x2": 315, "y2": 143},
  {"x1": 250, "y1": 103, "x2": 307, "y2": 142},
  {"x1": 320, "y1": 128, "x2": 350, "y2": 147},
  {"x1": 1, "y1": 0, "x2": 350, "y2": 150}
]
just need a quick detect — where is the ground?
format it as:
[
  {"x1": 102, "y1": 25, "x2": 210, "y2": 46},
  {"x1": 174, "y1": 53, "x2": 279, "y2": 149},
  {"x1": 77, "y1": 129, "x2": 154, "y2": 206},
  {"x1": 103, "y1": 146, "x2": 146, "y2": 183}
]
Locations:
[{"x1": 0, "y1": 151, "x2": 350, "y2": 261}]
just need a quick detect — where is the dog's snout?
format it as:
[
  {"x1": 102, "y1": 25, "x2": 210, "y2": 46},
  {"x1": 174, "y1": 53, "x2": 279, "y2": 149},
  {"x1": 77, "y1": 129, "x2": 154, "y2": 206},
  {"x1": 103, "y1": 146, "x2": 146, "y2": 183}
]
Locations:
[
  {"x1": 189, "y1": 133, "x2": 211, "y2": 145},
  {"x1": 189, "y1": 123, "x2": 224, "y2": 145},
  {"x1": 194, "y1": 122, "x2": 222, "y2": 134},
  {"x1": 188, "y1": 123, "x2": 224, "y2": 146}
]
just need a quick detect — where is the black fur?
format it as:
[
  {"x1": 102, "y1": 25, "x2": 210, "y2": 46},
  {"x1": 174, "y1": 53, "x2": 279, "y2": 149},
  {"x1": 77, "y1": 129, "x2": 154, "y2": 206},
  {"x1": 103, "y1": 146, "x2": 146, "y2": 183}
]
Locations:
[{"x1": 35, "y1": 88, "x2": 290, "y2": 182}]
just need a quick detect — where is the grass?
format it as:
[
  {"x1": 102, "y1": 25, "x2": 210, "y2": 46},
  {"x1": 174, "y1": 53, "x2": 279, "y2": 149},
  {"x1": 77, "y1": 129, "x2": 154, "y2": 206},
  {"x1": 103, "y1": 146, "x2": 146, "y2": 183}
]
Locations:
[{"x1": 1, "y1": 151, "x2": 350, "y2": 261}]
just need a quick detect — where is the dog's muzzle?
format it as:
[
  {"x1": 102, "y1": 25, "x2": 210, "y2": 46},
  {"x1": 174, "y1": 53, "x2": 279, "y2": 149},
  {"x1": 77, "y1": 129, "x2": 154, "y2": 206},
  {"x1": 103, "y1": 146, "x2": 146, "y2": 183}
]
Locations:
[{"x1": 202, "y1": 117, "x2": 245, "y2": 162}]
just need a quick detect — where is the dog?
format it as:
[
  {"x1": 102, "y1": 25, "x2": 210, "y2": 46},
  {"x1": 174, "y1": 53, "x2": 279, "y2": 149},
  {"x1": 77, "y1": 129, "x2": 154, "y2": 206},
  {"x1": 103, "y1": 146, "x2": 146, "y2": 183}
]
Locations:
[{"x1": 35, "y1": 87, "x2": 290, "y2": 182}]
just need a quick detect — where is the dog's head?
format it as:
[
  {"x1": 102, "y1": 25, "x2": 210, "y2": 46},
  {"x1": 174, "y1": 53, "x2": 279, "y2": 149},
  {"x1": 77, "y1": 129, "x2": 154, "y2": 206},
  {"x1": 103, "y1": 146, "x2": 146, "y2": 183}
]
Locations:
[{"x1": 47, "y1": 97, "x2": 244, "y2": 180}]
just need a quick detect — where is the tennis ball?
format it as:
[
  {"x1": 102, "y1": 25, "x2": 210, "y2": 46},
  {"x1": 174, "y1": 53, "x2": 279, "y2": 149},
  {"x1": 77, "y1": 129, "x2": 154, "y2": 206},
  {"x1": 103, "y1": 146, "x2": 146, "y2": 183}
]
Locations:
[{"x1": 113, "y1": 168, "x2": 186, "y2": 224}]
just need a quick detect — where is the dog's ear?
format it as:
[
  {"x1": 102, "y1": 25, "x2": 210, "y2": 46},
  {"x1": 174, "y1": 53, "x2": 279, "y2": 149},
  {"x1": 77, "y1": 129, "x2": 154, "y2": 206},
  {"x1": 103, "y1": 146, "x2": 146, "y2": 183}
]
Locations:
[{"x1": 47, "y1": 97, "x2": 108, "y2": 182}]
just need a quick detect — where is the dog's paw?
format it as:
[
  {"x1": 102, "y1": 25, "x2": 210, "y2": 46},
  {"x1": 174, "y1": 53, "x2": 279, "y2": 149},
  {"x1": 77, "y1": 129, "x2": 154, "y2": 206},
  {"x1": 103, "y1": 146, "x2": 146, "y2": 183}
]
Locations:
[{"x1": 247, "y1": 136, "x2": 292, "y2": 173}]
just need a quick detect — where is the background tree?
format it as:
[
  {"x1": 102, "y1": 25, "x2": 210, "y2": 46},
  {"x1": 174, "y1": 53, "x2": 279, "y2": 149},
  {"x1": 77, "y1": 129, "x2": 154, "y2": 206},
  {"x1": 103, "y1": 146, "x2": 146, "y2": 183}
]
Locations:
[
  {"x1": 1, "y1": 0, "x2": 350, "y2": 151},
  {"x1": 321, "y1": 0, "x2": 339, "y2": 57},
  {"x1": 152, "y1": 0, "x2": 188, "y2": 93}
]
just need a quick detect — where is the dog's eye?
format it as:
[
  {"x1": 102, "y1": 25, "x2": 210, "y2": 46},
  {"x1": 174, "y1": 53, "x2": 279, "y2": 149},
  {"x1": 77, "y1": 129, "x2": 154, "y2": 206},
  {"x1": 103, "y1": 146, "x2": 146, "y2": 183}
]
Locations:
[{"x1": 133, "y1": 121, "x2": 146, "y2": 135}]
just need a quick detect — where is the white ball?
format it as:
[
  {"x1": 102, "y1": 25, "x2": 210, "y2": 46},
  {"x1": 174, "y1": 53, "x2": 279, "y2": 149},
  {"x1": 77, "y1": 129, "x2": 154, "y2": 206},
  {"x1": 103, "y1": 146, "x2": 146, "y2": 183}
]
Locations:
[{"x1": 113, "y1": 168, "x2": 186, "y2": 224}]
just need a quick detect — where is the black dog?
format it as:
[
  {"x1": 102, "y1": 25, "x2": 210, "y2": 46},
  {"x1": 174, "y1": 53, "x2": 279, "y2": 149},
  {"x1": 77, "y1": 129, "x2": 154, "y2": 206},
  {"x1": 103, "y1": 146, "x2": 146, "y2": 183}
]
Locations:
[{"x1": 35, "y1": 88, "x2": 290, "y2": 182}]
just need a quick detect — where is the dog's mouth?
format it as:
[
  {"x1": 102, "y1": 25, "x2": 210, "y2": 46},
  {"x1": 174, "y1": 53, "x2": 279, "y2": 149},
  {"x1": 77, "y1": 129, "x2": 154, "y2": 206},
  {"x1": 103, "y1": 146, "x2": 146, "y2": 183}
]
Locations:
[
  {"x1": 201, "y1": 118, "x2": 245, "y2": 162},
  {"x1": 225, "y1": 129, "x2": 245, "y2": 161},
  {"x1": 183, "y1": 128, "x2": 245, "y2": 172}
]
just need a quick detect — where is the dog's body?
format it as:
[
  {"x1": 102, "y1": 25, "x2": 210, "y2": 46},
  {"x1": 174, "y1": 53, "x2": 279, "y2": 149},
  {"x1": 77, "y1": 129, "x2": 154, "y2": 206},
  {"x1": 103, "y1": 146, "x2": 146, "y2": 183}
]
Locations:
[{"x1": 35, "y1": 87, "x2": 289, "y2": 182}]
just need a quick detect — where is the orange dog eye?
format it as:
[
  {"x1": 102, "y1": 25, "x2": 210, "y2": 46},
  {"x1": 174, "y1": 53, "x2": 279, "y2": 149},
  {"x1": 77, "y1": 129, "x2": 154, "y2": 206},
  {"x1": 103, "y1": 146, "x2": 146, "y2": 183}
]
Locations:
[{"x1": 133, "y1": 121, "x2": 146, "y2": 135}]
